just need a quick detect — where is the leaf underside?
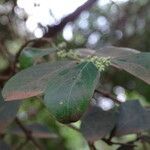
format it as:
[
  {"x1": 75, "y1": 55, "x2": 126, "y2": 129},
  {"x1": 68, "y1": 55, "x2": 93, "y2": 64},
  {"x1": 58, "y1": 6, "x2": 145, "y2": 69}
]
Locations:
[
  {"x1": 76, "y1": 46, "x2": 150, "y2": 84},
  {"x1": 114, "y1": 100, "x2": 150, "y2": 136},
  {"x1": 80, "y1": 106, "x2": 117, "y2": 142},
  {"x1": 112, "y1": 53, "x2": 150, "y2": 84},
  {"x1": 2, "y1": 61, "x2": 76, "y2": 101}
]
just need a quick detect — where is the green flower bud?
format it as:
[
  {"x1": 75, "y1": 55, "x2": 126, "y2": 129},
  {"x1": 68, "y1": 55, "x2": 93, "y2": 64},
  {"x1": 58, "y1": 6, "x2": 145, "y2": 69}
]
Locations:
[{"x1": 57, "y1": 49, "x2": 111, "y2": 71}]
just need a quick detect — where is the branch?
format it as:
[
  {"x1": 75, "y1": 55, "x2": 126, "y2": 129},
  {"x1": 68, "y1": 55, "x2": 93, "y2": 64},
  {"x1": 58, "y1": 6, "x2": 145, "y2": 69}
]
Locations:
[
  {"x1": 0, "y1": 75, "x2": 11, "y2": 81},
  {"x1": 95, "y1": 89, "x2": 122, "y2": 105},
  {"x1": 67, "y1": 124, "x2": 80, "y2": 132},
  {"x1": 44, "y1": 0, "x2": 98, "y2": 37},
  {"x1": 88, "y1": 142, "x2": 97, "y2": 150},
  {"x1": 12, "y1": 0, "x2": 98, "y2": 72},
  {"x1": 102, "y1": 134, "x2": 150, "y2": 147},
  {"x1": 13, "y1": 38, "x2": 52, "y2": 73},
  {"x1": 102, "y1": 138, "x2": 136, "y2": 147},
  {"x1": 15, "y1": 118, "x2": 43, "y2": 150}
]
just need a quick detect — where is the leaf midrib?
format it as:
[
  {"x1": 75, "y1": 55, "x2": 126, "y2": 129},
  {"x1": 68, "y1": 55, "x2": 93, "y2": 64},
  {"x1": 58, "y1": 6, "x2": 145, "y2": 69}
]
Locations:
[{"x1": 66, "y1": 62, "x2": 90, "y2": 112}]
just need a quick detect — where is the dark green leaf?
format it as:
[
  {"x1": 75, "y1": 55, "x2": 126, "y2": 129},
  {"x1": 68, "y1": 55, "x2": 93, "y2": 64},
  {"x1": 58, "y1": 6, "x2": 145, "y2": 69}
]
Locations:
[
  {"x1": 80, "y1": 106, "x2": 117, "y2": 142},
  {"x1": 76, "y1": 46, "x2": 139, "y2": 58},
  {"x1": 19, "y1": 47, "x2": 56, "y2": 69},
  {"x1": 0, "y1": 90, "x2": 20, "y2": 133},
  {"x1": 2, "y1": 61, "x2": 76, "y2": 101},
  {"x1": 112, "y1": 53, "x2": 150, "y2": 84},
  {"x1": 77, "y1": 47, "x2": 150, "y2": 84},
  {"x1": 96, "y1": 47, "x2": 150, "y2": 84},
  {"x1": 114, "y1": 100, "x2": 150, "y2": 136},
  {"x1": 44, "y1": 62, "x2": 100, "y2": 123},
  {"x1": 96, "y1": 46, "x2": 139, "y2": 58}
]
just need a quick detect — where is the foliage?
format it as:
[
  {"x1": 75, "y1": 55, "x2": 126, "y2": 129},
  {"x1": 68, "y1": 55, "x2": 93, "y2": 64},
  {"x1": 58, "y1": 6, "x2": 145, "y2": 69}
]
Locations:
[
  {"x1": 0, "y1": 0, "x2": 150, "y2": 149},
  {"x1": 1, "y1": 45, "x2": 150, "y2": 149}
]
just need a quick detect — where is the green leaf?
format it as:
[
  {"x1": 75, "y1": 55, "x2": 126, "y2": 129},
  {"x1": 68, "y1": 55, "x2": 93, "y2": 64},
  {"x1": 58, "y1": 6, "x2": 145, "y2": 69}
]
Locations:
[
  {"x1": 19, "y1": 47, "x2": 56, "y2": 69},
  {"x1": 112, "y1": 53, "x2": 150, "y2": 84},
  {"x1": 44, "y1": 62, "x2": 100, "y2": 123},
  {"x1": 0, "y1": 90, "x2": 20, "y2": 133},
  {"x1": 114, "y1": 100, "x2": 150, "y2": 136},
  {"x1": 96, "y1": 46, "x2": 139, "y2": 58},
  {"x1": 2, "y1": 61, "x2": 76, "y2": 101},
  {"x1": 76, "y1": 47, "x2": 150, "y2": 84},
  {"x1": 96, "y1": 46, "x2": 150, "y2": 84},
  {"x1": 80, "y1": 106, "x2": 117, "y2": 142},
  {"x1": 76, "y1": 46, "x2": 139, "y2": 58}
]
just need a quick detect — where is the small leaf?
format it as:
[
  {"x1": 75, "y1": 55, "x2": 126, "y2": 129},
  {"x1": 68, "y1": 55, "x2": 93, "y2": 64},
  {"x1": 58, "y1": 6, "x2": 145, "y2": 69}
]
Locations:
[
  {"x1": 80, "y1": 106, "x2": 117, "y2": 142},
  {"x1": 0, "y1": 90, "x2": 20, "y2": 133},
  {"x1": 44, "y1": 62, "x2": 100, "y2": 123},
  {"x1": 112, "y1": 53, "x2": 150, "y2": 84},
  {"x1": 2, "y1": 61, "x2": 76, "y2": 101},
  {"x1": 114, "y1": 100, "x2": 150, "y2": 136},
  {"x1": 19, "y1": 47, "x2": 56, "y2": 69},
  {"x1": 9, "y1": 123, "x2": 58, "y2": 138}
]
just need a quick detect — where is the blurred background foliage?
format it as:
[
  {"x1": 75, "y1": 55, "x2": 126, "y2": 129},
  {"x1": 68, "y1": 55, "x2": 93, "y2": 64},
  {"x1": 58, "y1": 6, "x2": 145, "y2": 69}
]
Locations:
[{"x1": 0, "y1": 0, "x2": 150, "y2": 149}]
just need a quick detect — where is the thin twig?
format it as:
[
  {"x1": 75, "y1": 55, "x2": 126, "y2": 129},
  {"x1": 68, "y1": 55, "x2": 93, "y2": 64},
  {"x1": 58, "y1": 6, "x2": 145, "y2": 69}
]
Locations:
[
  {"x1": 12, "y1": 40, "x2": 34, "y2": 73},
  {"x1": 15, "y1": 118, "x2": 43, "y2": 150},
  {"x1": 101, "y1": 134, "x2": 149, "y2": 147},
  {"x1": 67, "y1": 124, "x2": 80, "y2": 132},
  {"x1": 44, "y1": 0, "x2": 98, "y2": 37},
  {"x1": 0, "y1": 75, "x2": 11, "y2": 81},
  {"x1": 102, "y1": 138, "x2": 136, "y2": 147},
  {"x1": 95, "y1": 89, "x2": 122, "y2": 105},
  {"x1": 13, "y1": 38, "x2": 52, "y2": 73},
  {"x1": 107, "y1": 127, "x2": 116, "y2": 142},
  {"x1": 88, "y1": 142, "x2": 97, "y2": 150}
]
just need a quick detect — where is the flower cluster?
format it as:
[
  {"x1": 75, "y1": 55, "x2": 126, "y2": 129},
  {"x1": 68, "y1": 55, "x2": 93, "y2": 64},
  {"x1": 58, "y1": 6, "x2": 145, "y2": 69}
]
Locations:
[
  {"x1": 57, "y1": 50, "x2": 79, "y2": 60},
  {"x1": 83, "y1": 56, "x2": 111, "y2": 71},
  {"x1": 57, "y1": 42, "x2": 67, "y2": 49},
  {"x1": 57, "y1": 50, "x2": 111, "y2": 71}
]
